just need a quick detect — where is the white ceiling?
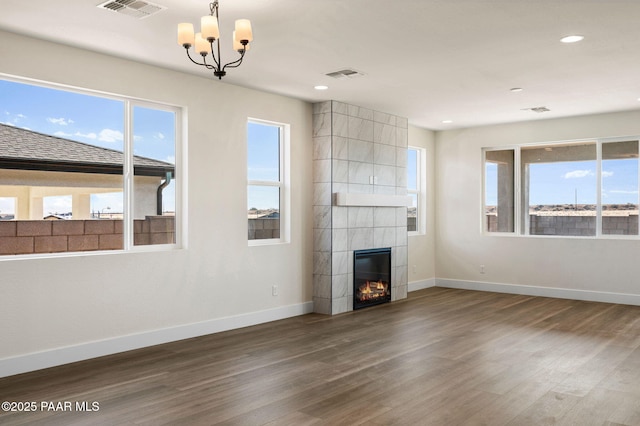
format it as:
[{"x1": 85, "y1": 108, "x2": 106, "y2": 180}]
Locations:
[{"x1": 2, "y1": 0, "x2": 640, "y2": 130}]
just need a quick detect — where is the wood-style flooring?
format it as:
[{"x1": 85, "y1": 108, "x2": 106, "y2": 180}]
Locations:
[{"x1": 1, "y1": 287, "x2": 640, "y2": 425}]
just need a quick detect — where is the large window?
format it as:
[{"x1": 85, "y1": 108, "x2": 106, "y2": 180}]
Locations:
[
  {"x1": 0, "y1": 77, "x2": 180, "y2": 256},
  {"x1": 247, "y1": 119, "x2": 289, "y2": 243},
  {"x1": 407, "y1": 147, "x2": 425, "y2": 234},
  {"x1": 523, "y1": 143, "x2": 597, "y2": 236},
  {"x1": 483, "y1": 138, "x2": 639, "y2": 237}
]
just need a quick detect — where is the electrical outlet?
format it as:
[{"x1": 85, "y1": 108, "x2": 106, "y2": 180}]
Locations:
[
  {"x1": 480, "y1": 265, "x2": 485, "y2": 274},
  {"x1": 272, "y1": 285, "x2": 278, "y2": 296}
]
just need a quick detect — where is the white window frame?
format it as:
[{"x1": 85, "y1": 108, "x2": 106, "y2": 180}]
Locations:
[
  {"x1": 482, "y1": 146, "x2": 519, "y2": 235},
  {"x1": 0, "y1": 74, "x2": 184, "y2": 259},
  {"x1": 247, "y1": 118, "x2": 290, "y2": 246},
  {"x1": 128, "y1": 99, "x2": 184, "y2": 251},
  {"x1": 408, "y1": 146, "x2": 426, "y2": 236},
  {"x1": 482, "y1": 136, "x2": 640, "y2": 239}
]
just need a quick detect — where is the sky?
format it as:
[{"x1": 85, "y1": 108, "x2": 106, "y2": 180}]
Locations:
[
  {"x1": 247, "y1": 121, "x2": 280, "y2": 210},
  {"x1": 486, "y1": 157, "x2": 639, "y2": 206},
  {"x1": 407, "y1": 148, "x2": 418, "y2": 192},
  {"x1": 0, "y1": 79, "x2": 176, "y2": 216}
]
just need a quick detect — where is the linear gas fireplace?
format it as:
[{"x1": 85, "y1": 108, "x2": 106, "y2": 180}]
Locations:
[{"x1": 353, "y1": 248, "x2": 392, "y2": 310}]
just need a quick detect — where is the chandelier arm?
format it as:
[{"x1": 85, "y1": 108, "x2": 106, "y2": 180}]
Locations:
[
  {"x1": 222, "y1": 49, "x2": 246, "y2": 71},
  {"x1": 209, "y1": 41, "x2": 221, "y2": 70},
  {"x1": 185, "y1": 49, "x2": 209, "y2": 68},
  {"x1": 201, "y1": 55, "x2": 217, "y2": 70}
]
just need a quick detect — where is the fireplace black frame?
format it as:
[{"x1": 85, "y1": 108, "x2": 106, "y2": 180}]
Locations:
[{"x1": 353, "y1": 247, "x2": 392, "y2": 310}]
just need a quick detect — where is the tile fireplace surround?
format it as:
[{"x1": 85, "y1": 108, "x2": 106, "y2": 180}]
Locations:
[{"x1": 312, "y1": 101, "x2": 409, "y2": 315}]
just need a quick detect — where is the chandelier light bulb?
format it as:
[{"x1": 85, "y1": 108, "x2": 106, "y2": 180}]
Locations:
[
  {"x1": 177, "y1": 23, "x2": 195, "y2": 47},
  {"x1": 201, "y1": 15, "x2": 219, "y2": 41},
  {"x1": 234, "y1": 19, "x2": 253, "y2": 43},
  {"x1": 194, "y1": 33, "x2": 209, "y2": 56},
  {"x1": 233, "y1": 31, "x2": 250, "y2": 52}
]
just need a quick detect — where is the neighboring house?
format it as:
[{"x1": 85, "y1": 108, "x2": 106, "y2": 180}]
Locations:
[{"x1": 0, "y1": 123, "x2": 174, "y2": 220}]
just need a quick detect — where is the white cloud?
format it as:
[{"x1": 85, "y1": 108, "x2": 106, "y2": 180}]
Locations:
[
  {"x1": 155, "y1": 132, "x2": 165, "y2": 140},
  {"x1": 2, "y1": 112, "x2": 26, "y2": 125},
  {"x1": 98, "y1": 128, "x2": 124, "y2": 143},
  {"x1": 165, "y1": 155, "x2": 175, "y2": 164},
  {"x1": 75, "y1": 131, "x2": 97, "y2": 140},
  {"x1": 47, "y1": 117, "x2": 74, "y2": 126},
  {"x1": 54, "y1": 131, "x2": 73, "y2": 138},
  {"x1": 602, "y1": 171, "x2": 614, "y2": 178},
  {"x1": 563, "y1": 169, "x2": 593, "y2": 179}
]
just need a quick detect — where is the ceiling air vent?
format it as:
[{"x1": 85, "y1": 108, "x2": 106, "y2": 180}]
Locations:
[
  {"x1": 325, "y1": 69, "x2": 366, "y2": 79},
  {"x1": 97, "y1": 0, "x2": 165, "y2": 19},
  {"x1": 522, "y1": 106, "x2": 550, "y2": 113}
]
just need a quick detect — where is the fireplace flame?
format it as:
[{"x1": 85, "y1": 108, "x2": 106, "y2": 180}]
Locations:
[{"x1": 357, "y1": 280, "x2": 389, "y2": 301}]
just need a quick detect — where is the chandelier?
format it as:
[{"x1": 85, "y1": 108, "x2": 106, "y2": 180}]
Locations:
[{"x1": 177, "y1": 1, "x2": 253, "y2": 80}]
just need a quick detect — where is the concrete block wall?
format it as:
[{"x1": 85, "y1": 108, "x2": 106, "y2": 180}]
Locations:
[
  {"x1": 248, "y1": 218, "x2": 280, "y2": 240},
  {"x1": 487, "y1": 213, "x2": 638, "y2": 235},
  {"x1": 0, "y1": 216, "x2": 174, "y2": 255}
]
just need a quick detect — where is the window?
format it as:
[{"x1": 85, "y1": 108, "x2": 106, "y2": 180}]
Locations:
[
  {"x1": 602, "y1": 140, "x2": 639, "y2": 235},
  {"x1": 132, "y1": 105, "x2": 177, "y2": 246},
  {"x1": 0, "y1": 77, "x2": 180, "y2": 256},
  {"x1": 483, "y1": 138, "x2": 639, "y2": 237},
  {"x1": 247, "y1": 119, "x2": 289, "y2": 243},
  {"x1": 407, "y1": 147, "x2": 425, "y2": 234},
  {"x1": 485, "y1": 149, "x2": 515, "y2": 233},
  {"x1": 523, "y1": 143, "x2": 596, "y2": 236}
]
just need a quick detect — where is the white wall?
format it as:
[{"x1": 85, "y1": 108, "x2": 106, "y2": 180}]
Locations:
[
  {"x1": 435, "y1": 110, "x2": 640, "y2": 303},
  {"x1": 407, "y1": 125, "x2": 437, "y2": 290},
  {"x1": 0, "y1": 31, "x2": 314, "y2": 376}
]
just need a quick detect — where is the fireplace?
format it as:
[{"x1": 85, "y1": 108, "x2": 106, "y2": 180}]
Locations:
[{"x1": 353, "y1": 248, "x2": 392, "y2": 310}]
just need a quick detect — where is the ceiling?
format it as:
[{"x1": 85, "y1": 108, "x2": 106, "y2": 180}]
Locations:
[{"x1": 2, "y1": 0, "x2": 640, "y2": 130}]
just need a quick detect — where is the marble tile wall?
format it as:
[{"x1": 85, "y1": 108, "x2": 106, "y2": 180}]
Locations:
[{"x1": 312, "y1": 100, "x2": 408, "y2": 315}]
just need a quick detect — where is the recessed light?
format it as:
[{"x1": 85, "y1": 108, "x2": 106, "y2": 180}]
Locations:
[
  {"x1": 442, "y1": 120, "x2": 453, "y2": 124},
  {"x1": 560, "y1": 35, "x2": 584, "y2": 43},
  {"x1": 510, "y1": 87, "x2": 523, "y2": 92},
  {"x1": 314, "y1": 85, "x2": 329, "y2": 90}
]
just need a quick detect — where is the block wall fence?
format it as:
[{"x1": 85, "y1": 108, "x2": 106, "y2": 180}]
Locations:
[{"x1": 0, "y1": 216, "x2": 175, "y2": 255}]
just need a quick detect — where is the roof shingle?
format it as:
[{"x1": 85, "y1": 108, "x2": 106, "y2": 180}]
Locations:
[{"x1": 0, "y1": 123, "x2": 174, "y2": 177}]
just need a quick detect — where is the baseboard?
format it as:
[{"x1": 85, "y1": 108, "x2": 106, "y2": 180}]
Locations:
[
  {"x1": 408, "y1": 278, "x2": 436, "y2": 292},
  {"x1": 0, "y1": 301, "x2": 314, "y2": 379},
  {"x1": 436, "y1": 278, "x2": 640, "y2": 306}
]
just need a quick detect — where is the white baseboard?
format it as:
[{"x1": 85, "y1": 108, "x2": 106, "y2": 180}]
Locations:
[
  {"x1": 408, "y1": 278, "x2": 436, "y2": 292},
  {"x1": 436, "y1": 278, "x2": 640, "y2": 306},
  {"x1": 0, "y1": 301, "x2": 314, "y2": 379}
]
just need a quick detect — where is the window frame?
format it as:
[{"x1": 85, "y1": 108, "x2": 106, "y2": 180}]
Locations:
[
  {"x1": 482, "y1": 136, "x2": 640, "y2": 239},
  {"x1": 247, "y1": 118, "x2": 290, "y2": 246},
  {"x1": 483, "y1": 147, "x2": 518, "y2": 235},
  {"x1": 407, "y1": 146, "x2": 426, "y2": 236},
  {"x1": 0, "y1": 74, "x2": 184, "y2": 259}
]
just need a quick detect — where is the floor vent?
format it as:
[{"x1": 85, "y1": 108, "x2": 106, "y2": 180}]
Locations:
[
  {"x1": 325, "y1": 69, "x2": 366, "y2": 79},
  {"x1": 97, "y1": 0, "x2": 165, "y2": 19}
]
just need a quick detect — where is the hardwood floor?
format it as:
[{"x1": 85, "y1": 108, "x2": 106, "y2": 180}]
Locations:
[{"x1": 2, "y1": 287, "x2": 640, "y2": 425}]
